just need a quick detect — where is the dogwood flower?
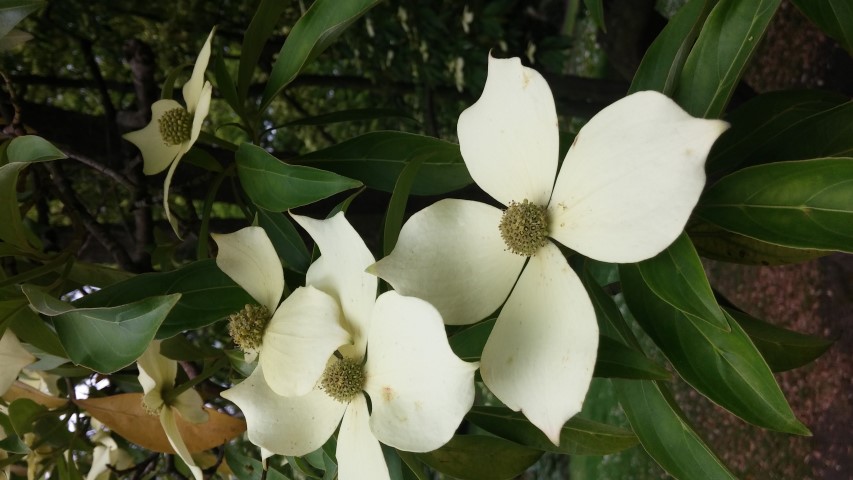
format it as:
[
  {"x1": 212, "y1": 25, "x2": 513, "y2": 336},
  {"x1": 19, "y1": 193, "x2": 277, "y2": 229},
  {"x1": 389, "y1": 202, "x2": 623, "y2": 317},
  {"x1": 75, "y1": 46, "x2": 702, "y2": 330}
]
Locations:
[
  {"x1": 219, "y1": 213, "x2": 477, "y2": 480},
  {"x1": 0, "y1": 329, "x2": 35, "y2": 395},
  {"x1": 123, "y1": 28, "x2": 215, "y2": 231},
  {"x1": 370, "y1": 55, "x2": 729, "y2": 444},
  {"x1": 137, "y1": 341, "x2": 209, "y2": 480},
  {"x1": 85, "y1": 420, "x2": 134, "y2": 480}
]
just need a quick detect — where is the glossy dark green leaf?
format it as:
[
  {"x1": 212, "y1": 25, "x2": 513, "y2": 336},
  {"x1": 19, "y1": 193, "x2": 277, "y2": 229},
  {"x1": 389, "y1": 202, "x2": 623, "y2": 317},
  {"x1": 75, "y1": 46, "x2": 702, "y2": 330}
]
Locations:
[
  {"x1": 690, "y1": 221, "x2": 830, "y2": 265},
  {"x1": 0, "y1": 163, "x2": 33, "y2": 249},
  {"x1": 727, "y1": 308, "x2": 834, "y2": 372},
  {"x1": 73, "y1": 259, "x2": 254, "y2": 339},
  {"x1": 630, "y1": 0, "x2": 716, "y2": 94},
  {"x1": 613, "y1": 379, "x2": 737, "y2": 480},
  {"x1": 8, "y1": 398, "x2": 46, "y2": 437},
  {"x1": 621, "y1": 263, "x2": 809, "y2": 435},
  {"x1": 676, "y1": 0, "x2": 782, "y2": 117},
  {"x1": 261, "y1": 0, "x2": 381, "y2": 108},
  {"x1": 449, "y1": 318, "x2": 494, "y2": 362},
  {"x1": 0, "y1": 411, "x2": 28, "y2": 453},
  {"x1": 595, "y1": 336, "x2": 670, "y2": 380},
  {"x1": 67, "y1": 261, "x2": 135, "y2": 288},
  {"x1": 237, "y1": 0, "x2": 288, "y2": 101},
  {"x1": 9, "y1": 305, "x2": 66, "y2": 358},
  {"x1": 225, "y1": 446, "x2": 290, "y2": 480},
  {"x1": 297, "y1": 132, "x2": 472, "y2": 195},
  {"x1": 26, "y1": 287, "x2": 180, "y2": 373},
  {"x1": 467, "y1": 406, "x2": 637, "y2": 455},
  {"x1": 697, "y1": 158, "x2": 853, "y2": 253},
  {"x1": 383, "y1": 158, "x2": 423, "y2": 255},
  {"x1": 791, "y1": 0, "x2": 853, "y2": 53},
  {"x1": 237, "y1": 142, "x2": 362, "y2": 211},
  {"x1": 636, "y1": 233, "x2": 729, "y2": 330},
  {"x1": 706, "y1": 90, "x2": 848, "y2": 174},
  {"x1": 256, "y1": 209, "x2": 311, "y2": 274},
  {"x1": 6, "y1": 135, "x2": 66, "y2": 163},
  {"x1": 415, "y1": 435, "x2": 542, "y2": 480}
]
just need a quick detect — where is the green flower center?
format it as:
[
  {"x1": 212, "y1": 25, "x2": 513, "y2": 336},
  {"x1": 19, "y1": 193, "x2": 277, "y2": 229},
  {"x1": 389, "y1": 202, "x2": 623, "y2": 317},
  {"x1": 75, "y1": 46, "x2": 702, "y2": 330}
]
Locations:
[
  {"x1": 228, "y1": 304, "x2": 271, "y2": 352},
  {"x1": 320, "y1": 356, "x2": 365, "y2": 403},
  {"x1": 499, "y1": 199, "x2": 549, "y2": 257},
  {"x1": 158, "y1": 107, "x2": 192, "y2": 145}
]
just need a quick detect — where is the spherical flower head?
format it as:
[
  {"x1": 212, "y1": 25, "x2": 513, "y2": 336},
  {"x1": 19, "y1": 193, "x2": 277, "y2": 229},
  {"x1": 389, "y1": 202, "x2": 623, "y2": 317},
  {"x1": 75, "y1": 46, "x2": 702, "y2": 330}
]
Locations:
[
  {"x1": 370, "y1": 54, "x2": 729, "y2": 444},
  {"x1": 122, "y1": 27, "x2": 215, "y2": 234},
  {"x1": 220, "y1": 213, "x2": 478, "y2": 480},
  {"x1": 228, "y1": 303, "x2": 272, "y2": 353}
]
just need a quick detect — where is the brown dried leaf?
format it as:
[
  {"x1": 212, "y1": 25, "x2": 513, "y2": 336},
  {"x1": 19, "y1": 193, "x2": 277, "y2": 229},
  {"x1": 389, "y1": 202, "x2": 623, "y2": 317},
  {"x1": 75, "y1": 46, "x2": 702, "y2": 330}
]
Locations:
[
  {"x1": 75, "y1": 393, "x2": 245, "y2": 453},
  {"x1": 2, "y1": 381, "x2": 68, "y2": 409}
]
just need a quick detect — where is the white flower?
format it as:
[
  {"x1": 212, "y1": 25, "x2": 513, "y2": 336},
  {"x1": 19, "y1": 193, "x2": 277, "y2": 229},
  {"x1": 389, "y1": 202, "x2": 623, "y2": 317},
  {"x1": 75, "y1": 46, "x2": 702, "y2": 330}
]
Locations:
[
  {"x1": 123, "y1": 28, "x2": 215, "y2": 231},
  {"x1": 137, "y1": 341, "x2": 209, "y2": 480},
  {"x1": 370, "y1": 55, "x2": 729, "y2": 444},
  {"x1": 85, "y1": 420, "x2": 134, "y2": 480},
  {"x1": 219, "y1": 213, "x2": 477, "y2": 480},
  {"x1": 0, "y1": 329, "x2": 35, "y2": 396}
]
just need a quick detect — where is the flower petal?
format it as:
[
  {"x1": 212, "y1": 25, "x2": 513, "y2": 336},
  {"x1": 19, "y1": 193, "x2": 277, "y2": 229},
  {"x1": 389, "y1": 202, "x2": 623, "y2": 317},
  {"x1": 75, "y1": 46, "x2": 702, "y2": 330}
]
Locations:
[
  {"x1": 0, "y1": 329, "x2": 35, "y2": 396},
  {"x1": 123, "y1": 99, "x2": 183, "y2": 175},
  {"x1": 370, "y1": 199, "x2": 525, "y2": 325},
  {"x1": 260, "y1": 286, "x2": 351, "y2": 397},
  {"x1": 221, "y1": 365, "x2": 346, "y2": 456},
  {"x1": 337, "y1": 394, "x2": 390, "y2": 480},
  {"x1": 364, "y1": 291, "x2": 477, "y2": 452},
  {"x1": 183, "y1": 28, "x2": 215, "y2": 114},
  {"x1": 292, "y1": 212, "x2": 376, "y2": 356},
  {"x1": 457, "y1": 55, "x2": 559, "y2": 206},
  {"x1": 480, "y1": 241, "x2": 598, "y2": 445},
  {"x1": 188, "y1": 81, "x2": 212, "y2": 147},
  {"x1": 137, "y1": 340, "x2": 174, "y2": 410},
  {"x1": 213, "y1": 226, "x2": 285, "y2": 313},
  {"x1": 160, "y1": 407, "x2": 203, "y2": 480},
  {"x1": 173, "y1": 389, "x2": 208, "y2": 424},
  {"x1": 548, "y1": 91, "x2": 729, "y2": 262}
]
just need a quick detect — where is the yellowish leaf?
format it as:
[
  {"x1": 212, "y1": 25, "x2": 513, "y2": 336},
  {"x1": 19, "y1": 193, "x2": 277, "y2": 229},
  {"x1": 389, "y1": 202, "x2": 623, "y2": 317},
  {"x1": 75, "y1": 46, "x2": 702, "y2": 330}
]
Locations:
[
  {"x1": 2, "y1": 381, "x2": 68, "y2": 409},
  {"x1": 75, "y1": 393, "x2": 245, "y2": 453}
]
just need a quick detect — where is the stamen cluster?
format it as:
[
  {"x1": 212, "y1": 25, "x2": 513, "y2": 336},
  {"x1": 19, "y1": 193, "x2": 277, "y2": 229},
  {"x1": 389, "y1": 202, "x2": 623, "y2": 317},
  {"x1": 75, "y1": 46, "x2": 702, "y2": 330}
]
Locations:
[
  {"x1": 228, "y1": 304, "x2": 271, "y2": 352},
  {"x1": 499, "y1": 199, "x2": 549, "y2": 256},
  {"x1": 158, "y1": 107, "x2": 193, "y2": 145},
  {"x1": 320, "y1": 357, "x2": 366, "y2": 403}
]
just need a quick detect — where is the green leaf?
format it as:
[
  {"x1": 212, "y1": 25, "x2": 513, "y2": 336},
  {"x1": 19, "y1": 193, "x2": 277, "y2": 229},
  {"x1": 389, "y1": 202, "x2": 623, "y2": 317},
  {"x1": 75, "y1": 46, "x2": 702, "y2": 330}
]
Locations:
[
  {"x1": 629, "y1": 0, "x2": 716, "y2": 94},
  {"x1": 8, "y1": 398, "x2": 45, "y2": 436},
  {"x1": 383, "y1": 158, "x2": 423, "y2": 255},
  {"x1": 449, "y1": 318, "x2": 494, "y2": 362},
  {"x1": 298, "y1": 132, "x2": 472, "y2": 195},
  {"x1": 73, "y1": 259, "x2": 254, "y2": 339},
  {"x1": 27, "y1": 288, "x2": 180, "y2": 373},
  {"x1": 706, "y1": 90, "x2": 848, "y2": 175},
  {"x1": 613, "y1": 379, "x2": 738, "y2": 480},
  {"x1": 620, "y1": 263, "x2": 810, "y2": 435},
  {"x1": 415, "y1": 435, "x2": 542, "y2": 480},
  {"x1": 595, "y1": 336, "x2": 670, "y2": 380},
  {"x1": 697, "y1": 158, "x2": 853, "y2": 253},
  {"x1": 467, "y1": 406, "x2": 638, "y2": 455},
  {"x1": 675, "y1": 0, "x2": 782, "y2": 117},
  {"x1": 238, "y1": 0, "x2": 288, "y2": 101},
  {"x1": 690, "y1": 221, "x2": 830, "y2": 265},
  {"x1": 6, "y1": 135, "x2": 66, "y2": 163},
  {"x1": 214, "y1": 53, "x2": 243, "y2": 120},
  {"x1": 0, "y1": 0, "x2": 44, "y2": 40},
  {"x1": 791, "y1": 0, "x2": 853, "y2": 53},
  {"x1": 0, "y1": 163, "x2": 33, "y2": 249},
  {"x1": 67, "y1": 261, "x2": 135, "y2": 288},
  {"x1": 8, "y1": 304, "x2": 66, "y2": 358},
  {"x1": 636, "y1": 233, "x2": 729, "y2": 330},
  {"x1": 582, "y1": 0, "x2": 606, "y2": 31},
  {"x1": 236, "y1": 142, "x2": 362, "y2": 211},
  {"x1": 261, "y1": 0, "x2": 381, "y2": 108},
  {"x1": 727, "y1": 308, "x2": 833, "y2": 372},
  {"x1": 256, "y1": 209, "x2": 311, "y2": 274}
]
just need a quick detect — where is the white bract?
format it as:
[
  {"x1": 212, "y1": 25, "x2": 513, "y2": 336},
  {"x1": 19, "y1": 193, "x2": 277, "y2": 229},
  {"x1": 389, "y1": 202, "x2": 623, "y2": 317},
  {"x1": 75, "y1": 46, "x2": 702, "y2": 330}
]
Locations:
[
  {"x1": 0, "y1": 329, "x2": 35, "y2": 396},
  {"x1": 219, "y1": 213, "x2": 477, "y2": 480},
  {"x1": 123, "y1": 28, "x2": 215, "y2": 232},
  {"x1": 370, "y1": 55, "x2": 729, "y2": 444},
  {"x1": 137, "y1": 341, "x2": 209, "y2": 480}
]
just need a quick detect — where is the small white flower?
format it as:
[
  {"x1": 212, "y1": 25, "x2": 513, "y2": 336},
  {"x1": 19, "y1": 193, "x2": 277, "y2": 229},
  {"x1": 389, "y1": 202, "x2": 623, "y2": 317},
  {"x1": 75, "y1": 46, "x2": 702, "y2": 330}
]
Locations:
[
  {"x1": 0, "y1": 329, "x2": 35, "y2": 396},
  {"x1": 371, "y1": 55, "x2": 728, "y2": 444},
  {"x1": 137, "y1": 341, "x2": 209, "y2": 480},
  {"x1": 123, "y1": 28, "x2": 215, "y2": 231},
  {"x1": 461, "y1": 5, "x2": 474, "y2": 34},
  {"x1": 220, "y1": 213, "x2": 477, "y2": 480}
]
